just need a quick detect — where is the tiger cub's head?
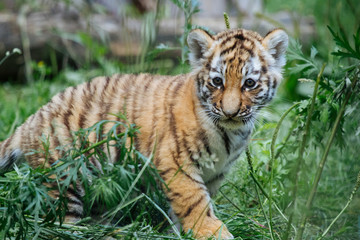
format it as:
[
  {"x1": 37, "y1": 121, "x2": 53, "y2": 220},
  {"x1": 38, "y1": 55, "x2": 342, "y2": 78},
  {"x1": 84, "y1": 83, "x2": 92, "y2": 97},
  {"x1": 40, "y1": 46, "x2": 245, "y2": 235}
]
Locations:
[{"x1": 187, "y1": 28, "x2": 288, "y2": 130}]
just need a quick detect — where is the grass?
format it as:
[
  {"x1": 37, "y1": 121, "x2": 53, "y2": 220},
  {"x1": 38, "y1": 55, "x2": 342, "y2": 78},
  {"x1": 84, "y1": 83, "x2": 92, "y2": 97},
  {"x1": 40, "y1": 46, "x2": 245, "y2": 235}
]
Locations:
[{"x1": 1, "y1": 0, "x2": 360, "y2": 239}]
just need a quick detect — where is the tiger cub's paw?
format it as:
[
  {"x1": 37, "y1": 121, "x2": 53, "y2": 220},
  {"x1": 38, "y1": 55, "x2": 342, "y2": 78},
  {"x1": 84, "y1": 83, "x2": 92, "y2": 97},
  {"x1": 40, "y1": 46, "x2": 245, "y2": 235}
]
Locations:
[{"x1": 194, "y1": 219, "x2": 234, "y2": 239}]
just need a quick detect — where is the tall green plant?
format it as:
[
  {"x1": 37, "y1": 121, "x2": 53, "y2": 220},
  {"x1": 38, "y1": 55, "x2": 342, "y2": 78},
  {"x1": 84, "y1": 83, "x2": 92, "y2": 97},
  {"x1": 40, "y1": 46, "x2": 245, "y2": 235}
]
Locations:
[
  {"x1": 295, "y1": 27, "x2": 360, "y2": 240},
  {"x1": 0, "y1": 116, "x2": 167, "y2": 239}
]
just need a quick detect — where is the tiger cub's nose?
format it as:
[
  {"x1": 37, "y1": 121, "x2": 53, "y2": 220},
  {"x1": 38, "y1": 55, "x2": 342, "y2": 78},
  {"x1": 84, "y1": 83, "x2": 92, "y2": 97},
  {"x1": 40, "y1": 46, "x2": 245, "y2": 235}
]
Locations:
[{"x1": 223, "y1": 109, "x2": 240, "y2": 118}]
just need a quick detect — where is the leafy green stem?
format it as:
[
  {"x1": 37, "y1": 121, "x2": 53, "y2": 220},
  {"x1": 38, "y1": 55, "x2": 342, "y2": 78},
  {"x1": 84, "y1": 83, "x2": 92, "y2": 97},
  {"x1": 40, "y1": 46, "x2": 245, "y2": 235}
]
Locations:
[
  {"x1": 246, "y1": 148, "x2": 296, "y2": 233},
  {"x1": 246, "y1": 149, "x2": 272, "y2": 239},
  {"x1": 74, "y1": 131, "x2": 126, "y2": 159},
  {"x1": 275, "y1": 116, "x2": 299, "y2": 159},
  {"x1": 268, "y1": 102, "x2": 301, "y2": 240},
  {"x1": 284, "y1": 63, "x2": 326, "y2": 240},
  {"x1": 296, "y1": 69, "x2": 359, "y2": 240}
]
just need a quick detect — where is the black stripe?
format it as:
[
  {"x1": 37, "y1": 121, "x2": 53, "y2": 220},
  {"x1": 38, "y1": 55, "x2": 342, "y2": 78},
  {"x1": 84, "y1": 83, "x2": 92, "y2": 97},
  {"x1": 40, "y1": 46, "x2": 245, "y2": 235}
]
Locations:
[
  {"x1": 153, "y1": 131, "x2": 166, "y2": 166},
  {"x1": 100, "y1": 76, "x2": 111, "y2": 101},
  {"x1": 207, "y1": 52, "x2": 215, "y2": 68},
  {"x1": 168, "y1": 191, "x2": 182, "y2": 202},
  {"x1": 147, "y1": 78, "x2": 176, "y2": 155},
  {"x1": 2, "y1": 150, "x2": 20, "y2": 171},
  {"x1": 2, "y1": 135, "x2": 13, "y2": 153},
  {"x1": 113, "y1": 74, "x2": 125, "y2": 95},
  {"x1": 222, "y1": 130, "x2": 231, "y2": 155},
  {"x1": 183, "y1": 170, "x2": 205, "y2": 186},
  {"x1": 273, "y1": 79, "x2": 278, "y2": 89},
  {"x1": 220, "y1": 35, "x2": 235, "y2": 45},
  {"x1": 49, "y1": 117, "x2": 60, "y2": 158},
  {"x1": 243, "y1": 44, "x2": 255, "y2": 57},
  {"x1": 114, "y1": 115, "x2": 125, "y2": 163},
  {"x1": 220, "y1": 42, "x2": 237, "y2": 56},
  {"x1": 171, "y1": 192, "x2": 182, "y2": 198},
  {"x1": 205, "y1": 173, "x2": 225, "y2": 185},
  {"x1": 261, "y1": 65, "x2": 268, "y2": 74},
  {"x1": 97, "y1": 78, "x2": 113, "y2": 153},
  {"x1": 159, "y1": 167, "x2": 176, "y2": 177},
  {"x1": 86, "y1": 81, "x2": 92, "y2": 93},
  {"x1": 234, "y1": 33, "x2": 245, "y2": 41},
  {"x1": 181, "y1": 130, "x2": 196, "y2": 163},
  {"x1": 168, "y1": 79, "x2": 186, "y2": 159},
  {"x1": 65, "y1": 211, "x2": 83, "y2": 218},
  {"x1": 67, "y1": 196, "x2": 83, "y2": 206},
  {"x1": 27, "y1": 115, "x2": 36, "y2": 156},
  {"x1": 63, "y1": 89, "x2": 74, "y2": 133},
  {"x1": 128, "y1": 76, "x2": 137, "y2": 123},
  {"x1": 18, "y1": 124, "x2": 25, "y2": 156},
  {"x1": 259, "y1": 55, "x2": 267, "y2": 70},
  {"x1": 225, "y1": 153, "x2": 242, "y2": 168},
  {"x1": 78, "y1": 111, "x2": 86, "y2": 130},
  {"x1": 196, "y1": 74, "x2": 207, "y2": 102},
  {"x1": 207, "y1": 208, "x2": 211, "y2": 217},
  {"x1": 80, "y1": 81, "x2": 94, "y2": 131},
  {"x1": 143, "y1": 76, "x2": 153, "y2": 91},
  {"x1": 133, "y1": 76, "x2": 151, "y2": 151},
  {"x1": 267, "y1": 76, "x2": 273, "y2": 101},
  {"x1": 263, "y1": 78, "x2": 271, "y2": 102},
  {"x1": 57, "y1": 91, "x2": 65, "y2": 102},
  {"x1": 78, "y1": 85, "x2": 92, "y2": 129},
  {"x1": 182, "y1": 195, "x2": 204, "y2": 218},
  {"x1": 169, "y1": 147, "x2": 204, "y2": 187},
  {"x1": 171, "y1": 150, "x2": 181, "y2": 168},
  {"x1": 50, "y1": 120, "x2": 61, "y2": 148},
  {"x1": 79, "y1": 83, "x2": 92, "y2": 133},
  {"x1": 98, "y1": 77, "x2": 111, "y2": 123},
  {"x1": 197, "y1": 129, "x2": 211, "y2": 156},
  {"x1": 35, "y1": 111, "x2": 44, "y2": 140},
  {"x1": 146, "y1": 95, "x2": 159, "y2": 155},
  {"x1": 252, "y1": 84, "x2": 262, "y2": 91},
  {"x1": 66, "y1": 186, "x2": 84, "y2": 200},
  {"x1": 226, "y1": 54, "x2": 237, "y2": 64}
]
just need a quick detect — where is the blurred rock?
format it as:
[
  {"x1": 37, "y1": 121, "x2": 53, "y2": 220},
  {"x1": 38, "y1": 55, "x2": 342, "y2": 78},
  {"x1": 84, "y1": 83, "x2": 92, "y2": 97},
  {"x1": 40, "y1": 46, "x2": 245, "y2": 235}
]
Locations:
[{"x1": 0, "y1": 0, "x2": 315, "y2": 81}]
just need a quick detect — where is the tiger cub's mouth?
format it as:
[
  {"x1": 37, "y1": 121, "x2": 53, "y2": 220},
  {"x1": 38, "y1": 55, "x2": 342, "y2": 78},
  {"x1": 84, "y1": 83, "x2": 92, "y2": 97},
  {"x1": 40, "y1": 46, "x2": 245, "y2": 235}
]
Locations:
[{"x1": 218, "y1": 114, "x2": 254, "y2": 129}]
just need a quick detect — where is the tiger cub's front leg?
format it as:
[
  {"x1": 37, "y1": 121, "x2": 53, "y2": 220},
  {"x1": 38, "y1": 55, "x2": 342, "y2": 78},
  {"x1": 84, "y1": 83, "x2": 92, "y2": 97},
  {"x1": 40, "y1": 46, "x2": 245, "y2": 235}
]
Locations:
[{"x1": 159, "y1": 164, "x2": 233, "y2": 239}]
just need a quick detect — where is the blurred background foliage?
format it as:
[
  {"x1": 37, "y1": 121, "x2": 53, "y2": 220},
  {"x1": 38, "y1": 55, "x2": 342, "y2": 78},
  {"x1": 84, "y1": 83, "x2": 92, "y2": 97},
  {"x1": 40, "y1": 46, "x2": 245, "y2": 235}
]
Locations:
[{"x1": 0, "y1": 0, "x2": 360, "y2": 239}]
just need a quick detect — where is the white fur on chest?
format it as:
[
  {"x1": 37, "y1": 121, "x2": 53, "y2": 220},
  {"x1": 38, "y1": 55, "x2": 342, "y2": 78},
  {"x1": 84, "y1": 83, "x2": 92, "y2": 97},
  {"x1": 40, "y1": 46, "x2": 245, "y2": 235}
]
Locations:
[{"x1": 199, "y1": 125, "x2": 252, "y2": 184}]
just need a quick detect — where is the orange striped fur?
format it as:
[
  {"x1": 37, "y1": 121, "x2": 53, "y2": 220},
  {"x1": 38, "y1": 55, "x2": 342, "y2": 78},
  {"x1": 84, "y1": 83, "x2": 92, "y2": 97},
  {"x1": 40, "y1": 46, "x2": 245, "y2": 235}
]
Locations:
[{"x1": 0, "y1": 28, "x2": 288, "y2": 239}]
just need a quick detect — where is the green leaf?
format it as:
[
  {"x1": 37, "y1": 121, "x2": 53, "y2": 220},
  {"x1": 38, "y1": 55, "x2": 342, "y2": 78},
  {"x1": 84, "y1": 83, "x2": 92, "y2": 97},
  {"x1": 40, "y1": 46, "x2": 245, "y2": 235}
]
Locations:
[
  {"x1": 310, "y1": 46, "x2": 318, "y2": 59},
  {"x1": 328, "y1": 26, "x2": 360, "y2": 60}
]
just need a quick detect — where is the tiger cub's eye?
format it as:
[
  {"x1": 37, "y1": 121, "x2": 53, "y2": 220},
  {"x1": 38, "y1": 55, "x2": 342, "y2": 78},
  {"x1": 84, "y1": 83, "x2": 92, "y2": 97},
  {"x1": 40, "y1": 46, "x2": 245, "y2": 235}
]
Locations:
[
  {"x1": 212, "y1": 77, "x2": 223, "y2": 87},
  {"x1": 244, "y1": 78, "x2": 256, "y2": 88}
]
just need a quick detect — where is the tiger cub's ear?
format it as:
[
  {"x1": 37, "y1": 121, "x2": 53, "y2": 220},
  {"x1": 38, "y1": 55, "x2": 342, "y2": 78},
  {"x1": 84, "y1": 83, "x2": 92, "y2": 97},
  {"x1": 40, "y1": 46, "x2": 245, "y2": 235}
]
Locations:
[
  {"x1": 262, "y1": 29, "x2": 289, "y2": 68},
  {"x1": 187, "y1": 29, "x2": 214, "y2": 68}
]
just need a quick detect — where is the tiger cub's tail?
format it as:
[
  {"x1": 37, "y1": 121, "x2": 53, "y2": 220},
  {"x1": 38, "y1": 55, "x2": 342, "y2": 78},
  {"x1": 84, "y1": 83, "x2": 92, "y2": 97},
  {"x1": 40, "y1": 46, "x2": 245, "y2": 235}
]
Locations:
[{"x1": 0, "y1": 141, "x2": 23, "y2": 172}]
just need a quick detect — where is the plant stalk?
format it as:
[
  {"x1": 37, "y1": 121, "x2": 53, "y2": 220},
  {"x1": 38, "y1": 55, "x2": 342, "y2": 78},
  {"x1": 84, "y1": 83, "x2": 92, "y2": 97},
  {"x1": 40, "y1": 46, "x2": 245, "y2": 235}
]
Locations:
[
  {"x1": 223, "y1": 12, "x2": 230, "y2": 29},
  {"x1": 269, "y1": 102, "x2": 300, "y2": 240},
  {"x1": 246, "y1": 149, "x2": 297, "y2": 233},
  {"x1": 284, "y1": 63, "x2": 326, "y2": 240},
  {"x1": 296, "y1": 70, "x2": 359, "y2": 240},
  {"x1": 246, "y1": 149, "x2": 272, "y2": 239},
  {"x1": 275, "y1": 117, "x2": 298, "y2": 159}
]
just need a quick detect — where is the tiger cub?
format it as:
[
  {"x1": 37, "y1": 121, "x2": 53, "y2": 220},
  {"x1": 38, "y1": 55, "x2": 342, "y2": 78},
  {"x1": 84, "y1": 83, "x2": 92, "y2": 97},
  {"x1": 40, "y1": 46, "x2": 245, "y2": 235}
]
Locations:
[{"x1": 0, "y1": 28, "x2": 288, "y2": 239}]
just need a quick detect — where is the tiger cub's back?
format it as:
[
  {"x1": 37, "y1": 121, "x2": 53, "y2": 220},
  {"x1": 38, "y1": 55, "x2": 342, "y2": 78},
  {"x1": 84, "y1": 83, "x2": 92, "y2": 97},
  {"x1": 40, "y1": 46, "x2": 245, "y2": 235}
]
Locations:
[{"x1": 0, "y1": 73, "x2": 192, "y2": 169}]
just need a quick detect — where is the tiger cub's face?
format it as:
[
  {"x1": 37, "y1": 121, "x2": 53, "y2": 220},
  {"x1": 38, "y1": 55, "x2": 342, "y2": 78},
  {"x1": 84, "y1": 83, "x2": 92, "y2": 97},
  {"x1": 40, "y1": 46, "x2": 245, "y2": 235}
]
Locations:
[{"x1": 188, "y1": 28, "x2": 288, "y2": 130}]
